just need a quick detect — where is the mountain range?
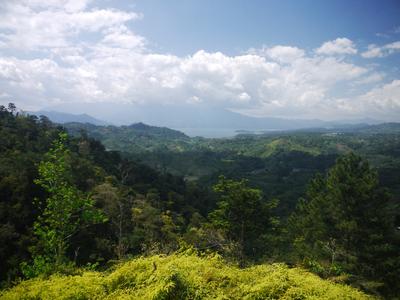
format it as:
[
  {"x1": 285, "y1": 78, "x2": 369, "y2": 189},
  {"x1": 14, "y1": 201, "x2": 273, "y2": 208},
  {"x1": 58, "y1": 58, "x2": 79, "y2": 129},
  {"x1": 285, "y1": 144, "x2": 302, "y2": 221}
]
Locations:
[
  {"x1": 28, "y1": 110, "x2": 109, "y2": 126},
  {"x1": 33, "y1": 103, "x2": 384, "y2": 137}
]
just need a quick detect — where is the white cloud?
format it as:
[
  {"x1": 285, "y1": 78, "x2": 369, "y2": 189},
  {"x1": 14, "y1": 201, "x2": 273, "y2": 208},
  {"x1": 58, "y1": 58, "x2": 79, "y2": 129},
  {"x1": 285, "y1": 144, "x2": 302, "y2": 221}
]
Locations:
[
  {"x1": 101, "y1": 25, "x2": 146, "y2": 49},
  {"x1": 0, "y1": 46, "x2": 370, "y2": 119},
  {"x1": 386, "y1": 41, "x2": 400, "y2": 50},
  {"x1": 354, "y1": 73, "x2": 384, "y2": 85},
  {"x1": 361, "y1": 44, "x2": 383, "y2": 58},
  {"x1": 22, "y1": 0, "x2": 92, "y2": 12},
  {"x1": 0, "y1": 1, "x2": 398, "y2": 121},
  {"x1": 361, "y1": 41, "x2": 400, "y2": 58},
  {"x1": 0, "y1": 1, "x2": 141, "y2": 50},
  {"x1": 238, "y1": 92, "x2": 251, "y2": 102},
  {"x1": 315, "y1": 38, "x2": 357, "y2": 55},
  {"x1": 250, "y1": 45, "x2": 305, "y2": 63},
  {"x1": 340, "y1": 80, "x2": 400, "y2": 120},
  {"x1": 187, "y1": 95, "x2": 201, "y2": 104}
]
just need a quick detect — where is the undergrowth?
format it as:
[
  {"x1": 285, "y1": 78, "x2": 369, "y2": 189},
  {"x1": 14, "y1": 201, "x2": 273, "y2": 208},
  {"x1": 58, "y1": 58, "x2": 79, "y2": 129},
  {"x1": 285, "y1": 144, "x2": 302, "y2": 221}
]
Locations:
[{"x1": 0, "y1": 251, "x2": 374, "y2": 299}]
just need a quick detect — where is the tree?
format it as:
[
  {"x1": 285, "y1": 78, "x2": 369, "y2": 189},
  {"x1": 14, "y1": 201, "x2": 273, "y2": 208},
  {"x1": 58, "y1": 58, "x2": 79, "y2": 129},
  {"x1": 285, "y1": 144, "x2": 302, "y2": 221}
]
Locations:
[
  {"x1": 33, "y1": 133, "x2": 107, "y2": 266},
  {"x1": 92, "y1": 181, "x2": 134, "y2": 259},
  {"x1": 289, "y1": 153, "x2": 399, "y2": 294},
  {"x1": 7, "y1": 103, "x2": 16, "y2": 115},
  {"x1": 209, "y1": 176, "x2": 278, "y2": 262},
  {"x1": 131, "y1": 193, "x2": 182, "y2": 255}
]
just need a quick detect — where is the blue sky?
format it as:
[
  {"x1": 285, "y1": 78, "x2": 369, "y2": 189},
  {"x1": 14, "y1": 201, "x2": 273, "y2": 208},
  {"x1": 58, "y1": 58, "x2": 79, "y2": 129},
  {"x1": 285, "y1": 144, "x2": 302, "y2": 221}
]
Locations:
[
  {"x1": 0, "y1": 0, "x2": 399, "y2": 121},
  {"x1": 130, "y1": 0, "x2": 400, "y2": 55}
]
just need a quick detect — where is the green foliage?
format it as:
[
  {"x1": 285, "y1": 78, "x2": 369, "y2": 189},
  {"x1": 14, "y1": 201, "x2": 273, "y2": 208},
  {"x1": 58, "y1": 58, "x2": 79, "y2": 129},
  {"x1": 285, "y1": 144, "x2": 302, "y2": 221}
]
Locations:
[
  {"x1": 131, "y1": 194, "x2": 183, "y2": 255},
  {"x1": 64, "y1": 122, "x2": 190, "y2": 153},
  {"x1": 92, "y1": 182, "x2": 134, "y2": 259},
  {"x1": 210, "y1": 176, "x2": 279, "y2": 261},
  {"x1": 65, "y1": 121, "x2": 400, "y2": 217},
  {"x1": 33, "y1": 133, "x2": 107, "y2": 266},
  {"x1": 0, "y1": 104, "x2": 62, "y2": 283},
  {"x1": 1, "y1": 104, "x2": 399, "y2": 298},
  {"x1": 0, "y1": 106, "x2": 214, "y2": 283},
  {"x1": 289, "y1": 153, "x2": 400, "y2": 295},
  {"x1": 0, "y1": 252, "x2": 374, "y2": 300},
  {"x1": 20, "y1": 256, "x2": 54, "y2": 279}
]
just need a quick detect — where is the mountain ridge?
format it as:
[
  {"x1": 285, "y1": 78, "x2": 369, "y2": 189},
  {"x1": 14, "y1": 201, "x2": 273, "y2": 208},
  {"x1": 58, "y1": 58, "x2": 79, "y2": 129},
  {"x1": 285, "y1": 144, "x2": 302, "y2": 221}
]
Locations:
[
  {"x1": 28, "y1": 110, "x2": 110, "y2": 126},
  {"x1": 41, "y1": 103, "x2": 385, "y2": 137}
]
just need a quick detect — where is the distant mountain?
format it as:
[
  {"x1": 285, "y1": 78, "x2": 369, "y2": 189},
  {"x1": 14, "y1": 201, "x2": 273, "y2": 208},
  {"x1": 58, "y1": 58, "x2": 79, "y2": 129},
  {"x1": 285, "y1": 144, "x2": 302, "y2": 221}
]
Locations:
[
  {"x1": 125, "y1": 122, "x2": 189, "y2": 139},
  {"x1": 293, "y1": 122, "x2": 400, "y2": 134},
  {"x1": 28, "y1": 110, "x2": 109, "y2": 126},
  {"x1": 236, "y1": 122, "x2": 400, "y2": 136},
  {"x1": 348, "y1": 122, "x2": 400, "y2": 134},
  {"x1": 63, "y1": 122, "x2": 190, "y2": 153},
  {"x1": 43, "y1": 102, "x2": 385, "y2": 137}
]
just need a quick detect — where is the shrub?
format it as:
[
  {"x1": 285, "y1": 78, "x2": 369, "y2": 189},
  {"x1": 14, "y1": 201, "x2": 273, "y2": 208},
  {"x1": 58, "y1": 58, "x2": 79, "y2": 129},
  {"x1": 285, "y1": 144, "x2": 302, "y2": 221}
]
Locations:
[{"x1": 1, "y1": 252, "x2": 374, "y2": 299}]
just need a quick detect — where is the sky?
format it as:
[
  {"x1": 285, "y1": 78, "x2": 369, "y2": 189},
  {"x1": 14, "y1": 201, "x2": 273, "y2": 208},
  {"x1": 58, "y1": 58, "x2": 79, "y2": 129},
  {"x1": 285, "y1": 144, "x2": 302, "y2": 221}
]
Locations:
[{"x1": 0, "y1": 0, "x2": 400, "y2": 121}]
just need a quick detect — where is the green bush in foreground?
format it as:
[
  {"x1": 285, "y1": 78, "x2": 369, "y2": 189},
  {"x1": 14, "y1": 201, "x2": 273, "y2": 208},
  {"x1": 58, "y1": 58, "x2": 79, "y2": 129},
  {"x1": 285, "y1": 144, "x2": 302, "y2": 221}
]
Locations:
[{"x1": 1, "y1": 251, "x2": 374, "y2": 300}]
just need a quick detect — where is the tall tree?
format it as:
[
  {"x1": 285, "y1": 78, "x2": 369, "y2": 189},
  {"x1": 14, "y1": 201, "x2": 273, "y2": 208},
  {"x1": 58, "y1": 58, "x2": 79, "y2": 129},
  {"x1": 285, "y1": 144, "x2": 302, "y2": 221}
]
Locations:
[
  {"x1": 33, "y1": 133, "x2": 107, "y2": 266},
  {"x1": 289, "y1": 153, "x2": 399, "y2": 294},
  {"x1": 209, "y1": 176, "x2": 278, "y2": 261},
  {"x1": 92, "y1": 181, "x2": 134, "y2": 259}
]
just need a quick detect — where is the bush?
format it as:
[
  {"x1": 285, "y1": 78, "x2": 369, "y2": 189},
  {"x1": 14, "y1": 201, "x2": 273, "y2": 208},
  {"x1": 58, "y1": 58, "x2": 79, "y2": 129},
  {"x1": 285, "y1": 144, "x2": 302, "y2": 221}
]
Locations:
[{"x1": 1, "y1": 252, "x2": 374, "y2": 299}]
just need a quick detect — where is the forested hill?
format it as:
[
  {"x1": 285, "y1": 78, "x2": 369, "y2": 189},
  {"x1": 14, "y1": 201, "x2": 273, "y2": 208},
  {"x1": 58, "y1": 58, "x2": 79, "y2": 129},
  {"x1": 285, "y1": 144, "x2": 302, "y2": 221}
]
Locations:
[
  {"x1": 28, "y1": 110, "x2": 109, "y2": 126},
  {"x1": 64, "y1": 121, "x2": 190, "y2": 152},
  {"x1": 62, "y1": 120, "x2": 400, "y2": 213},
  {"x1": 349, "y1": 122, "x2": 400, "y2": 133},
  {"x1": 63, "y1": 120, "x2": 400, "y2": 156},
  {"x1": 0, "y1": 105, "x2": 212, "y2": 287},
  {"x1": 274, "y1": 122, "x2": 400, "y2": 134},
  {"x1": 1, "y1": 104, "x2": 399, "y2": 298}
]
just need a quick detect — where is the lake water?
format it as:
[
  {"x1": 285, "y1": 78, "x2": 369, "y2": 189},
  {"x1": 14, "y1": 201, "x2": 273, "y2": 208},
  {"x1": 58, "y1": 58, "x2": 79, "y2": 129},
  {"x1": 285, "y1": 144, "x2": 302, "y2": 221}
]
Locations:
[{"x1": 175, "y1": 128, "x2": 279, "y2": 138}]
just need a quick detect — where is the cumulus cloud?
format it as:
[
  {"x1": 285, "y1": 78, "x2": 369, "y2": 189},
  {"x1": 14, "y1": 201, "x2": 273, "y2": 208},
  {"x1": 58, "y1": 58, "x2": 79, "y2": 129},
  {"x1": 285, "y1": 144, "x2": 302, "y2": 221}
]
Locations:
[
  {"x1": 336, "y1": 80, "x2": 400, "y2": 120},
  {"x1": 249, "y1": 45, "x2": 305, "y2": 63},
  {"x1": 315, "y1": 38, "x2": 357, "y2": 55},
  {"x1": 0, "y1": 0, "x2": 141, "y2": 50},
  {"x1": 0, "y1": 46, "x2": 371, "y2": 118},
  {"x1": 353, "y1": 73, "x2": 384, "y2": 85},
  {"x1": 101, "y1": 25, "x2": 146, "y2": 50},
  {"x1": 0, "y1": 1, "x2": 398, "y2": 121},
  {"x1": 361, "y1": 44, "x2": 383, "y2": 58},
  {"x1": 360, "y1": 80, "x2": 400, "y2": 114},
  {"x1": 22, "y1": 0, "x2": 92, "y2": 12},
  {"x1": 361, "y1": 41, "x2": 400, "y2": 58}
]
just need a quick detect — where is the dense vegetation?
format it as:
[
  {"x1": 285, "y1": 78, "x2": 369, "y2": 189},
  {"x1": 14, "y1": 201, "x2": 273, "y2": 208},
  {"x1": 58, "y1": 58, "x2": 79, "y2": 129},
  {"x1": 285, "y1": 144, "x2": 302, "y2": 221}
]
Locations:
[
  {"x1": 64, "y1": 121, "x2": 400, "y2": 215},
  {"x1": 1, "y1": 104, "x2": 399, "y2": 298},
  {"x1": 1, "y1": 252, "x2": 373, "y2": 299}
]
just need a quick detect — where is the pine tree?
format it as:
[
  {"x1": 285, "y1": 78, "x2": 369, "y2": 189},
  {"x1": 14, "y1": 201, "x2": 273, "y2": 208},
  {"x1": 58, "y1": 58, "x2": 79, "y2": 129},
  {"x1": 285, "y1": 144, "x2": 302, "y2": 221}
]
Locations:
[{"x1": 289, "y1": 153, "x2": 399, "y2": 294}]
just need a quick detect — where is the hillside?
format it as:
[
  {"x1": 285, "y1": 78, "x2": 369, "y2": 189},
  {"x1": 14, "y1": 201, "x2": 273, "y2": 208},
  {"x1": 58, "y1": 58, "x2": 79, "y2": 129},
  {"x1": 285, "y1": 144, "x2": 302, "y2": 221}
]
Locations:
[
  {"x1": 28, "y1": 111, "x2": 109, "y2": 126},
  {"x1": 63, "y1": 122, "x2": 400, "y2": 213},
  {"x1": 63, "y1": 121, "x2": 400, "y2": 157},
  {"x1": 0, "y1": 252, "x2": 373, "y2": 300},
  {"x1": 42, "y1": 103, "x2": 383, "y2": 136},
  {"x1": 1, "y1": 105, "x2": 398, "y2": 298},
  {"x1": 64, "y1": 122, "x2": 191, "y2": 153}
]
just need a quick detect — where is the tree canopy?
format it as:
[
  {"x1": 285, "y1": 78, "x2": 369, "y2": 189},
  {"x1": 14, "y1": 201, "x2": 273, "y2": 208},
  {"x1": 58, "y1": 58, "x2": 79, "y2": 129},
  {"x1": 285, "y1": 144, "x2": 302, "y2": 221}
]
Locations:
[{"x1": 289, "y1": 153, "x2": 400, "y2": 295}]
